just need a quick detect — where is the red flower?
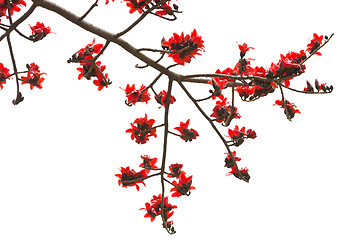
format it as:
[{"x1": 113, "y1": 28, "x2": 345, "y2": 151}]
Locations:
[
  {"x1": 0, "y1": 62, "x2": 10, "y2": 90},
  {"x1": 126, "y1": 114, "x2": 157, "y2": 144},
  {"x1": 115, "y1": 166, "x2": 148, "y2": 191},
  {"x1": 237, "y1": 42, "x2": 254, "y2": 58},
  {"x1": 234, "y1": 58, "x2": 254, "y2": 77},
  {"x1": 0, "y1": 0, "x2": 26, "y2": 19},
  {"x1": 92, "y1": 72, "x2": 111, "y2": 91},
  {"x1": 105, "y1": 0, "x2": 115, "y2": 4},
  {"x1": 155, "y1": 90, "x2": 176, "y2": 107},
  {"x1": 307, "y1": 33, "x2": 323, "y2": 56},
  {"x1": 29, "y1": 22, "x2": 52, "y2": 42},
  {"x1": 224, "y1": 151, "x2": 241, "y2": 168},
  {"x1": 139, "y1": 155, "x2": 158, "y2": 172},
  {"x1": 122, "y1": 0, "x2": 149, "y2": 14},
  {"x1": 162, "y1": 29, "x2": 205, "y2": 65},
  {"x1": 140, "y1": 194, "x2": 177, "y2": 222},
  {"x1": 20, "y1": 63, "x2": 46, "y2": 90},
  {"x1": 227, "y1": 166, "x2": 250, "y2": 182},
  {"x1": 72, "y1": 38, "x2": 103, "y2": 63},
  {"x1": 227, "y1": 125, "x2": 257, "y2": 147},
  {"x1": 170, "y1": 172, "x2": 195, "y2": 197},
  {"x1": 168, "y1": 163, "x2": 183, "y2": 178},
  {"x1": 274, "y1": 100, "x2": 301, "y2": 120},
  {"x1": 235, "y1": 86, "x2": 261, "y2": 100},
  {"x1": 77, "y1": 61, "x2": 105, "y2": 79},
  {"x1": 174, "y1": 119, "x2": 199, "y2": 142},
  {"x1": 121, "y1": 84, "x2": 151, "y2": 105},
  {"x1": 210, "y1": 96, "x2": 241, "y2": 123},
  {"x1": 251, "y1": 66, "x2": 267, "y2": 77},
  {"x1": 155, "y1": 3, "x2": 174, "y2": 16}
]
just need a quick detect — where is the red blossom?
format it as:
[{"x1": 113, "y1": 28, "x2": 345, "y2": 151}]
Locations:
[
  {"x1": 224, "y1": 151, "x2": 241, "y2": 168},
  {"x1": 115, "y1": 166, "x2": 148, "y2": 191},
  {"x1": 168, "y1": 163, "x2": 183, "y2": 178},
  {"x1": 227, "y1": 125, "x2": 257, "y2": 147},
  {"x1": 237, "y1": 42, "x2": 254, "y2": 58},
  {"x1": 174, "y1": 119, "x2": 199, "y2": 142},
  {"x1": 227, "y1": 166, "x2": 250, "y2": 181},
  {"x1": 105, "y1": 0, "x2": 115, "y2": 4},
  {"x1": 210, "y1": 96, "x2": 241, "y2": 123},
  {"x1": 155, "y1": 90, "x2": 176, "y2": 107},
  {"x1": 170, "y1": 172, "x2": 195, "y2": 197},
  {"x1": 162, "y1": 29, "x2": 204, "y2": 65},
  {"x1": 20, "y1": 63, "x2": 46, "y2": 90},
  {"x1": 140, "y1": 194, "x2": 177, "y2": 222},
  {"x1": 76, "y1": 61, "x2": 110, "y2": 90},
  {"x1": 139, "y1": 155, "x2": 158, "y2": 172},
  {"x1": 155, "y1": 3, "x2": 173, "y2": 16},
  {"x1": 0, "y1": 0, "x2": 26, "y2": 19},
  {"x1": 29, "y1": 22, "x2": 52, "y2": 42},
  {"x1": 274, "y1": 100, "x2": 301, "y2": 120},
  {"x1": 122, "y1": 0, "x2": 149, "y2": 14},
  {"x1": 235, "y1": 86, "x2": 261, "y2": 100},
  {"x1": 234, "y1": 58, "x2": 254, "y2": 76},
  {"x1": 93, "y1": 72, "x2": 111, "y2": 91},
  {"x1": 0, "y1": 62, "x2": 10, "y2": 90},
  {"x1": 121, "y1": 84, "x2": 151, "y2": 105},
  {"x1": 307, "y1": 33, "x2": 323, "y2": 56},
  {"x1": 126, "y1": 114, "x2": 157, "y2": 144},
  {"x1": 73, "y1": 38, "x2": 103, "y2": 63}
]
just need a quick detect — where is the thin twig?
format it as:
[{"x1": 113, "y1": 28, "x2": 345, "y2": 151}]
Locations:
[
  {"x1": 280, "y1": 83, "x2": 331, "y2": 94},
  {"x1": 79, "y1": 0, "x2": 99, "y2": 21},
  {"x1": 300, "y1": 33, "x2": 334, "y2": 66}
]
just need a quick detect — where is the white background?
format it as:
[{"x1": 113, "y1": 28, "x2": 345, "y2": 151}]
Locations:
[{"x1": 1, "y1": 0, "x2": 359, "y2": 239}]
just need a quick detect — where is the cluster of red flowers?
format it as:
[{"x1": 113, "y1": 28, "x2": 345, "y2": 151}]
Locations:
[
  {"x1": 126, "y1": 114, "x2": 157, "y2": 144},
  {"x1": 29, "y1": 22, "x2": 51, "y2": 42},
  {"x1": 210, "y1": 96, "x2": 241, "y2": 124},
  {"x1": 140, "y1": 194, "x2": 177, "y2": 233},
  {"x1": 68, "y1": 39, "x2": 111, "y2": 91},
  {"x1": 115, "y1": 153, "x2": 193, "y2": 233},
  {"x1": 174, "y1": 119, "x2": 199, "y2": 142},
  {"x1": 162, "y1": 29, "x2": 204, "y2": 65},
  {"x1": 207, "y1": 33, "x2": 326, "y2": 120},
  {"x1": 227, "y1": 125, "x2": 257, "y2": 147},
  {"x1": 0, "y1": 0, "x2": 26, "y2": 21},
  {"x1": 0, "y1": 62, "x2": 10, "y2": 90},
  {"x1": 20, "y1": 63, "x2": 46, "y2": 90},
  {"x1": 121, "y1": 84, "x2": 151, "y2": 105},
  {"x1": 105, "y1": 0, "x2": 177, "y2": 16}
]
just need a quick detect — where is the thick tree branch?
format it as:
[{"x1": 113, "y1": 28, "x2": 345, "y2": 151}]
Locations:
[{"x1": 31, "y1": 0, "x2": 181, "y2": 81}]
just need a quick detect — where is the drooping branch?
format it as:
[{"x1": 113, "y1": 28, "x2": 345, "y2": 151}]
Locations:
[
  {"x1": 159, "y1": 77, "x2": 175, "y2": 234},
  {"x1": 176, "y1": 80, "x2": 249, "y2": 182}
]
